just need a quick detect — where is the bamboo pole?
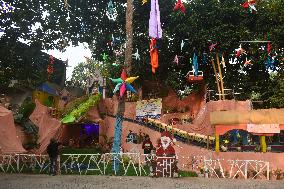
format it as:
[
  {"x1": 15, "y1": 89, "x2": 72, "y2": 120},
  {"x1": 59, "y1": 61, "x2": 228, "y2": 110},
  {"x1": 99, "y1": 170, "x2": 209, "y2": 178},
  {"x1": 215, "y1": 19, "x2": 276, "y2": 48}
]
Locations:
[
  {"x1": 211, "y1": 58, "x2": 222, "y2": 100},
  {"x1": 216, "y1": 53, "x2": 225, "y2": 100},
  {"x1": 215, "y1": 134, "x2": 220, "y2": 153},
  {"x1": 260, "y1": 136, "x2": 267, "y2": 153}
]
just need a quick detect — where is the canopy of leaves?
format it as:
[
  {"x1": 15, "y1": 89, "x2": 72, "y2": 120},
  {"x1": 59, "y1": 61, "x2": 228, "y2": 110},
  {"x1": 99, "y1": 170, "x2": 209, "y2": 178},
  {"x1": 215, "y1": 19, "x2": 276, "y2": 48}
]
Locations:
[{"x1": 1, "y1": 0, "x2": 284, "y2": 107}]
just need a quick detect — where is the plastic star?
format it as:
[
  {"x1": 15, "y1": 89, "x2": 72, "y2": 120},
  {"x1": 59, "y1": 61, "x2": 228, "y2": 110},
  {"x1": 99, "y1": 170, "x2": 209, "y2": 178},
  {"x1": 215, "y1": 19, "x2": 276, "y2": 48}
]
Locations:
[
  {"x1": 173, "y1": 0, "x2": 186, "y2": 14},
  {"x1": 142, "y1": 0, "x2": 147, "y2": 5},
  {"x1": 209, "y1": 43, "x2": 217, "y2": 52},
  {"x1": 132, "y1": 48, "x2": 140, "y2": 60},
  {"x1": 235, "y1": 44, "x2": 246, "y2": 57},
  {"x1": 0, "y1": 1, "x2": 15, "y2": 15},
  {"x1": 110, "y1": 69, "x2": 139, "y2": 97},
  {"x1": 244, "y1": 58, "x2": 252, "y2": 66},
  {"x1": 102, "y1": 53, "x2": 109, "y2": 61},
  {"x1": 64, "y1": 0, "x2": 71, "y2": 10},
  {"x1": 181, "y1": 40, "x2": 185, "y2": 51}
]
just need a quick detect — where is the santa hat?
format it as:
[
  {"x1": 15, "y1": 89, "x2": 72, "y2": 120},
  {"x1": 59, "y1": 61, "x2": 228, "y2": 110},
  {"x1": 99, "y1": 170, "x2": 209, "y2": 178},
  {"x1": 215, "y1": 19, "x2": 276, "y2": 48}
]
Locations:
[{"x1": 161, "y1": 131, "x2": 177, "y2": 143}]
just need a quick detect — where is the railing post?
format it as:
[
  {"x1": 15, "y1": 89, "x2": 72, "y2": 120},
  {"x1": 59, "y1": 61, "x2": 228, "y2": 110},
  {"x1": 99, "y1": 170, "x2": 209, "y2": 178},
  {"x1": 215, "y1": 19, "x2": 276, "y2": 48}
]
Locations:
[
  {"x1": 244, "y1": 160, "x2": 248, "y2": 179},
  {"x1": 267, "y1": 162, "x2": 270, "y2": 180}
]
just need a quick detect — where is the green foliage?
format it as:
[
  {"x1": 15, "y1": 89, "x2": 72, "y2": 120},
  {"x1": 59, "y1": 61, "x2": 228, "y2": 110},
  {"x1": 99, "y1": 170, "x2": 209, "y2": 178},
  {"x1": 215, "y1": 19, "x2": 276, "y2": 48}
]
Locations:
[
  {"x1": 18, "y1": 100, "x2": 36, "y2": 119},
  {"x1": 179, "y1": 170, "x2": 198, "y2": 177},
  {"x1": 1, "y1": 0, "x2": 284, "y2": 106},
  {"x1": 61, "y1": 94, "x2": 101, "y2": 123}
]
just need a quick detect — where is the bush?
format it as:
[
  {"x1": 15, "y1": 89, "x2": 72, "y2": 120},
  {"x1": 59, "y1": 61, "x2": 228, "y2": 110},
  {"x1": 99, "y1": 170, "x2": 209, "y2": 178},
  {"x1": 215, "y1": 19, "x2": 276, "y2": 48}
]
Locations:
[{"x1": 179, "y1": 170, "x2": 198, "y2": 177}]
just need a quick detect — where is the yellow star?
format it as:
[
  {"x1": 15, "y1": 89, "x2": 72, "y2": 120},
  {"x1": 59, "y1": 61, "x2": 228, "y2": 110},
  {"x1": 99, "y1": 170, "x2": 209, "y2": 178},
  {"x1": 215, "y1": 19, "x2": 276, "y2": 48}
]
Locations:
[{"x1": 142, "y1": 0, "x2": 147, "y2": 5}]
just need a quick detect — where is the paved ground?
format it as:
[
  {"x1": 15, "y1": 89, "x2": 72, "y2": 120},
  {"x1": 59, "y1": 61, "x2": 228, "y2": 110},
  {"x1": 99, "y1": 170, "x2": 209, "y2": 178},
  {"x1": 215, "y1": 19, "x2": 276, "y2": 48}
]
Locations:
[{"x1": 0, "y1": 174, "x2": 283, "y2": 189}]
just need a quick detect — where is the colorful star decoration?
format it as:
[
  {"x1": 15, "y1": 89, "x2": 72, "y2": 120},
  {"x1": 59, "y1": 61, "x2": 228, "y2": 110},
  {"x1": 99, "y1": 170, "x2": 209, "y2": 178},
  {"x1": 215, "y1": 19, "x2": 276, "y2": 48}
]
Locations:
[{"x1": 110, "y1": 69, "x2": 139, "y2": 97}]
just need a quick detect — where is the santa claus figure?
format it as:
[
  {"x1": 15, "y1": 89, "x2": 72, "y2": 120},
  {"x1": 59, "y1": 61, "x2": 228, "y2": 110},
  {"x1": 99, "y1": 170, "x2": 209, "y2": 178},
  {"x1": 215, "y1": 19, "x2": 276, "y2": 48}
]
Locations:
[{"x1": 151, "y1": 131, "x2": 179, "y2": 177}]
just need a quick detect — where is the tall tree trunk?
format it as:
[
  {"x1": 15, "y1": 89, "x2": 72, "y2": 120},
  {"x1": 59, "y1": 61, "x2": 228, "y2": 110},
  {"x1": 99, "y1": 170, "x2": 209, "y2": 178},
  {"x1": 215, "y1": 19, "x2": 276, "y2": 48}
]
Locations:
[
  {"x1": 112, "y1": 0, "x2": 133, "y2": 173},
  {"x1": 124, "y1": 0, "x2": 133, "y2": 75}
]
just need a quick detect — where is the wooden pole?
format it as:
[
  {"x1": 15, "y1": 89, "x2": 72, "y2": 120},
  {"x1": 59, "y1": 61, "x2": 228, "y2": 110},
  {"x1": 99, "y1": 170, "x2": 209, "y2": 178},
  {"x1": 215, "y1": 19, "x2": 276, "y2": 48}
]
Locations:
[
  {"x1": 125, "y1": 0, "x2": 134, "y2": 74},
  {"x1": 207, "y1": 135, "x2": 209, "y2": 149},
  {"x1": 216, "y1": 53, "x2": 225, "y2": 100},
  {"x1": 211, "y1": 58, "x2": 222, "y2": 100},
  {"x1": 260, "y1": 136, "x2": 267, "y2": 153},
  {"x1": 215, "y1": 134, "x2": 220, "y2": 153}
]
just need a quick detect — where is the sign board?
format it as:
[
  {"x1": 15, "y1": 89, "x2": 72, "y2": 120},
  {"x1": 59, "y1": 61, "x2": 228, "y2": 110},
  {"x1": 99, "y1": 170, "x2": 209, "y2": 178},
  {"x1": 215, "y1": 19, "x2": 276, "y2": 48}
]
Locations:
[
  {"x1": 136, "y1": 98, "x2": 162, "y2": 120},
  {"x1": 247, "y1": 124, "x2": 280, "y2": 134}
]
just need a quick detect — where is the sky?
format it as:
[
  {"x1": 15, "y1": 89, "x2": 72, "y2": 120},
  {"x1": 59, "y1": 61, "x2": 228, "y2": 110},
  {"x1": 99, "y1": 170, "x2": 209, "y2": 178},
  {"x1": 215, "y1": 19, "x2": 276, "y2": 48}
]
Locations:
[{"x1": 44, "y1": 43, "x2": 92, "y2": 80}]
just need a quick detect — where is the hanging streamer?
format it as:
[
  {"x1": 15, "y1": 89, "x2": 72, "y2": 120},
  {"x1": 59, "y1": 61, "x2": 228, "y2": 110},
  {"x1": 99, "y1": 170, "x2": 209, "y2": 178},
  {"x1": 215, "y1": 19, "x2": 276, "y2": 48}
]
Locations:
[{"x1": 150, "y1": 38, "x2": 159, "y2": 73}]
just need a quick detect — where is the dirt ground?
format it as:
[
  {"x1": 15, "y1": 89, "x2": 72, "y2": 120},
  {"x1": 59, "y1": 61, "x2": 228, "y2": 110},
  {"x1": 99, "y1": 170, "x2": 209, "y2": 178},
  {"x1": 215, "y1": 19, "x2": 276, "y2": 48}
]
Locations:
[{"x1": 0, "y1": 174, "x2": 283, "y2": 189}]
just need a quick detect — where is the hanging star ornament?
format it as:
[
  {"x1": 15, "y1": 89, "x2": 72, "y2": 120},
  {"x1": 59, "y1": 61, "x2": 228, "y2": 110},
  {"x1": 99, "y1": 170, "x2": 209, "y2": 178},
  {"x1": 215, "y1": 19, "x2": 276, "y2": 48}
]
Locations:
[
  {"x1": 244, "y1": 58, "x2": 252, "y2": 66},
  {"x1": 235, "y1": 44, "x2": 246, "y2": 57},
  {"x1": 110, "y1": 69, "x2": 139, "y2": 97},
  {"x1": 64, "y1": 0, "x2": 71, "y2": 10},
  {"x1": 102, "y1": 53, "x2": 109, "y2": 62},
  {"x1": 106, "y1": 0, "x2": 118, "y2": 21},
  {"x1": 241, "y1": 0, "x2": 257, "y2": 13},
  {"x1": 132, "y1": 48, "x2": 141, "y2": 60},
  {"x1": 209, "y1": 43, "x2": 217, "y2": 52},
  {"x1": 142, "y1": 0, "x2": 148, "y2": 5},
  {"x1": 0, "y1": 1, "x2": 15, "y2": 15},
  {"x1": 180, "y1": 40, "x2": 185, "y2": 51},
  {"x1": 173, "y1": 0, "x2": 186, "y2": 14}
]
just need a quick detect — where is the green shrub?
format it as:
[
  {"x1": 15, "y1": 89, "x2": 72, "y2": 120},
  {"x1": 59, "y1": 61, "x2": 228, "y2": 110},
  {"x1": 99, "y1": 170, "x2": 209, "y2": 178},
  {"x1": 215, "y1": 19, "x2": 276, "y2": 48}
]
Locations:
[{"x1": 179, "y1": 170, "x2": 198, "y2": 177}]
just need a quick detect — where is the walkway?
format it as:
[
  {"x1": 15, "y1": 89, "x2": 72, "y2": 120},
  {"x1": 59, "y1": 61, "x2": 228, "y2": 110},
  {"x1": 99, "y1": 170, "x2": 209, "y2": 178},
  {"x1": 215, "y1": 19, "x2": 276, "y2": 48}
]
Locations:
[{"x1": 0, "y1": 174, "x2": 283, "y2": 189}]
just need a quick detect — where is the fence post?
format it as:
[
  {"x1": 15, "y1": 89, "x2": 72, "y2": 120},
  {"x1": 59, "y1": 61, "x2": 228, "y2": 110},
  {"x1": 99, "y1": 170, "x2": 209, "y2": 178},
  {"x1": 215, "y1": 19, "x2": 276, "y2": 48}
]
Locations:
[
  {"x1": 267, "y1": 162, "x2": 270, "y2": 180},
  {"x1": 244, "y1": 160, "x2": 248, "y2": 179}
]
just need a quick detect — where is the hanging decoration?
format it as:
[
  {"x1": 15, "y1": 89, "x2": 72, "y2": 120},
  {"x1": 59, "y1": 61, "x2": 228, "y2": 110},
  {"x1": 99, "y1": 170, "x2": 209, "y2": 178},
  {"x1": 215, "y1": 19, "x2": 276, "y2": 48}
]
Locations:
[
  {"x1": 192, "y1": 53, "x2": 199, "y2": 76},
  {"x1": 244, "y1": 57, "x2": 252, "y2": 66},
  {"x1": 150, "y1": 38, "x2": 159, "y2": 73},
  {"x1": 149, "y1": 0, "x2": 162, "y2": 39},
  {"x1": 202, "y1": 52, "x2": 207, "y2": 65},
  {"x1": 0, "y1": 0, "x2": 15, "y2": 15},
  {"x1": 102, "y1": 53, "x2": 109, "y2": 62},
  {"x1": 149, "y1": 0, "x2": 162, "y2": 73},
  {"x1": 106, "y1": 0, "x2": 118, "y2": 21},
  {"x1": 267, "y1": 42, "x2": 271, "y2": 54},
  {"x1": 173, "y1": 0, "x2": 186, "y2": 14},
  {"x1": 110, "y1": 69, "x2": 139, "y2": 97},
  {"x1": 142, "y1": 0, "x2": 148, "y2": 5},
  {"x1": 172, "y1": 55, "x2": 184, "y2": 65},
  {"x1": 132, "y1": 48, "x2": 141, "y2": 60},
  {"x1": 221, "y1": 55, "x2": 226, "y2": 68},
  {"x1": 180, "y1": 40, "x2": 185, "y2": 51},
  {"x1": 265, "y1": 55, "x2": 276, "y2": 70},
  {"x1": 209, "y1": 43, "x2": 217, "y2": 52},
  {"x1": 47, "y1": 55, "x2": 55, "y2": 79},
  {"x1": 235, "y1": 44, "x2": 246, "y2": 57},
  {"x1": 111, "y1": 34, "x2": 120, "y2": 47},
  {"x1": 241, "y1": 0, "x2": 257, "y2": 13},
  {"x1": 64, "y1": 0, "x2": 71, "y2": 10}
]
